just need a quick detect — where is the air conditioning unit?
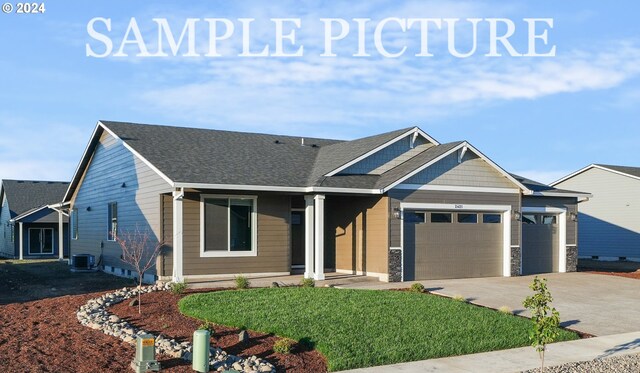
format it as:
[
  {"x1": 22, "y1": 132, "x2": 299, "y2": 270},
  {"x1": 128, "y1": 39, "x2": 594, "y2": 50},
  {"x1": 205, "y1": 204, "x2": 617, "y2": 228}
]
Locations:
[{"x1": 71, "y1": 254, "x2": 96, "y2": 271}]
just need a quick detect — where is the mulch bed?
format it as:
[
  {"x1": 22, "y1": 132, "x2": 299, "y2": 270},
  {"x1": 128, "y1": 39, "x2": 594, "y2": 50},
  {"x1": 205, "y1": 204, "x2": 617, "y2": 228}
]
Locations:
[
  {"x1": 0, "y1": 289, "x2": 327, "y2": 373},
  {"x1": 587, "y1": 270, "x2": 640, "y2": 280},
  {"x1": 109, "y1": 289, "x2": 327, "y2": 373}
]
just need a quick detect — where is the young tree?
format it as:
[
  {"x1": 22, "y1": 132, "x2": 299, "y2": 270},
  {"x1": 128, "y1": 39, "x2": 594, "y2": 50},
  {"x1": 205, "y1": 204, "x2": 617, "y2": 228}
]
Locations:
[
  {"x1": 114, "y1": 227, "x2": 165, "y2": 314},
  {"x1": 523, "y1": 276, "x2": 560, "y2": 372}
]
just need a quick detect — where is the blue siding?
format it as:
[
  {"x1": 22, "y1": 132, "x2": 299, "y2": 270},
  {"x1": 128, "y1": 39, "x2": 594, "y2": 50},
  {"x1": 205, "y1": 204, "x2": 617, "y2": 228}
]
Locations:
[{"x1": 70, "y1": 131, "x2": 172, "y2": 273}]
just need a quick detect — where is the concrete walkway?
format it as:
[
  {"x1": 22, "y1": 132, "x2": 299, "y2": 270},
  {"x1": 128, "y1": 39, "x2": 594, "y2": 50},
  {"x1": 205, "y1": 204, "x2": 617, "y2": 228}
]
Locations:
[
  {"x1": 340, "y1": 331, "x2": 640, "y2": 373},
  {"x1": 341, "y1": 272, "x2": 640, "y2": 336},
  {"x1": 187, "y1": 272, "x2": 381, "y2": 289}
]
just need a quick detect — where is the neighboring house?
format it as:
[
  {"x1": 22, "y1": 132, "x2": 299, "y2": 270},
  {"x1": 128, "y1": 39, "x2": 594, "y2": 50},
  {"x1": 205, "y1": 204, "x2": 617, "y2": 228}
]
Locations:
[
  {"x1": 552, "y1": 164, "x2": 640, "y2": 261},
  {"x1": 62, "y1": 121, "x2": 590, "y2": 283},
  {"x1": 0, "y1": 179, "x2": 70, "y2": 260}
]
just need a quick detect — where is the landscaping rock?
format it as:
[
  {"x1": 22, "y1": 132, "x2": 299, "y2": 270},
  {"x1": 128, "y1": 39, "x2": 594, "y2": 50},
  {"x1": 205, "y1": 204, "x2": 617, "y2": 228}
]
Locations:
[
  {"x1": 75, "y1": 282, "x2": 275, "y2": 373},
  {"x1": 270, "y1": 282, "x2": 280, "y2": 288},
  {"x1": 239, "y1": 330, "x2": 249, "y2": 342}
]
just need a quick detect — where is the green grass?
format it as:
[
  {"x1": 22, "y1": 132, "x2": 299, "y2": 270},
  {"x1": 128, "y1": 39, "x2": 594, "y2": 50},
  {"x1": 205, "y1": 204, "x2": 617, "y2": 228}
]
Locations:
[{"x1": 179, "y1": 288, "x2": 578, "y2": 371}]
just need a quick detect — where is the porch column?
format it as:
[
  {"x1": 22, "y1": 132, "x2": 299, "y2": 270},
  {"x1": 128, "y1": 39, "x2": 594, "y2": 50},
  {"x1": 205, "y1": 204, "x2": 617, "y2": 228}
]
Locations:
[
  {"x1": 58, "y1": 210, "x2": 64, "y2": 260},
  {"x1": 172, "y1": 189, "x2": 184, "y2": 282},
  {"x1": 303, "y1": 195, "x2": 315, "y2": 279},
  {"x1": 313, "y1": 194, "x2": 325, "y2": 281},
  {"x1": 18, "y1": 222, "x2": 23, "y2": 260}
]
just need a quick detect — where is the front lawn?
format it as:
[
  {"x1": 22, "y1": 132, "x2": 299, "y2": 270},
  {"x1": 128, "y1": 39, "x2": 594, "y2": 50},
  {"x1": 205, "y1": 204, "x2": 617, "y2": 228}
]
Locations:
[{"x1": 179, "y1": 288, "x2": 578, "y2": 371}]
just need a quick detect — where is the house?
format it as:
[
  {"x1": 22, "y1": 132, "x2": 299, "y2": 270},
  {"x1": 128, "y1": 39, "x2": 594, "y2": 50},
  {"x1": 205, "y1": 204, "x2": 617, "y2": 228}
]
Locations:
[
  {"x1": 552, "y1": 164, "x2": 640, "y2": 261},
  {"x1": 61, "y1": 121, "x2": 590, "y2": 283},
  {"x1": 0, "y1": 179, "x2": 70, "y2": 260}
]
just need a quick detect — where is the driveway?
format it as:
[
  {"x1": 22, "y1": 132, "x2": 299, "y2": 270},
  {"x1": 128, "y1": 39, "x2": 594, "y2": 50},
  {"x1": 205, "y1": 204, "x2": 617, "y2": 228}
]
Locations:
[{"x1": 343, "y1": 272, "x2": 640, "y2": 336}]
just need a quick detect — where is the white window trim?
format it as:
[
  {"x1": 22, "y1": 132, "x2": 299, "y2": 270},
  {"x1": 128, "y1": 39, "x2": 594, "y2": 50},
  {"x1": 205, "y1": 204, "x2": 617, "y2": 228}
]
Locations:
[
  {"x1": 200, "y1": 194, "x2": 258, "y2": 258},
  {"x1": 28, "y1": 227, "x2": 54, "y2": 255},
  {"x1": 107, "y1": 202, "x2": 117, "y2": 242},
  {"x1": 71, "y1": 208, "x2": 78, "y2": 240}
]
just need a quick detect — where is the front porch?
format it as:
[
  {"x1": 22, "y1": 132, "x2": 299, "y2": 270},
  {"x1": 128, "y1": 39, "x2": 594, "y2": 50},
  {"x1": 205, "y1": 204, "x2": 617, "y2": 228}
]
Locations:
[{"x1": 186, "y1": 272, "x2": 385, "y2": 289}]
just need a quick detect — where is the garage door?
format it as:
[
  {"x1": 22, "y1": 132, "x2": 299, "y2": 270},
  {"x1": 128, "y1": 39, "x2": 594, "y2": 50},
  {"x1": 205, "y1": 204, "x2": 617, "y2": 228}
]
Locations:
[
  {"x1": 403, "y1": 211, "x2": 504, "y2": 281},
  {"x1": 522, "y1": 213, "x2": 559, "y2": 275}
]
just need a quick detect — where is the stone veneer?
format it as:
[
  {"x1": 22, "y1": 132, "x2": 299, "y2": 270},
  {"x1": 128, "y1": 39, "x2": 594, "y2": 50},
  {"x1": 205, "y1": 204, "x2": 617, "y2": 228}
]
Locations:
[
  {"x1": 566, "y1": 246, "x2": 578, "y2": 272},
  {"x1": 388, "y1": 249, "x2": 403, "y2": 282},
  {"x1": 511, "y1": 246, "x2": 522, "y2": 277}
]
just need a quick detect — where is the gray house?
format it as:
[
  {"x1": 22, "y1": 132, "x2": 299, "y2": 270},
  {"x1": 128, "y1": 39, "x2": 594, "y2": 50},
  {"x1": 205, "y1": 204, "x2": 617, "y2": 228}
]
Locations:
[
  {"x1": 0, "y1": 179, "x2": 70, "y2": 260},
  {"x1": 552, "y1": 164, "x2": 640, "y2": 261},
  {"x1": 62, "y1": 121, "x2": 589, "y2": 283}
]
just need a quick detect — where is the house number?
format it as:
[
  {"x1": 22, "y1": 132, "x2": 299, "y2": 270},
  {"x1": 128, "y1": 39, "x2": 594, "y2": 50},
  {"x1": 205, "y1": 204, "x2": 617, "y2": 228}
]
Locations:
[{"x1": 455, "y1": 204, "x2": 464, "y2": 209}]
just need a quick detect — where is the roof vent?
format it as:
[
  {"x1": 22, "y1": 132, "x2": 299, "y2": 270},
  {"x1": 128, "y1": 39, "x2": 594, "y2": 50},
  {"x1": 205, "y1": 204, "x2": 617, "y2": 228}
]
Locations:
[
  {"x1": 301, "y1": 138, "x2": 305, "y2": 146},
  {"x1": 274, "y1": 140, "x2": 281, "y2": 144},
  {"x1": 311, "y1": 144, "x2": 319, "y2": 148}
]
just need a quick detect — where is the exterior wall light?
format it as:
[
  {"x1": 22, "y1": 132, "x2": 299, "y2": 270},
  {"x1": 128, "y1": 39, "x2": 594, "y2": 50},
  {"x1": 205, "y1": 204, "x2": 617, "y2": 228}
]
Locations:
[
  {"x1": 513, "y1": 210, "x2": 521, "y2": 221},
  {"x1": 392, "y1": 207, "x2": 402, "y2": 219},
  {"x1": 86, "y1": 206, "x2": 91, "y2": 212},
  {"x1": 570, "y1": 212, "x2": 578, "y2": 222}
]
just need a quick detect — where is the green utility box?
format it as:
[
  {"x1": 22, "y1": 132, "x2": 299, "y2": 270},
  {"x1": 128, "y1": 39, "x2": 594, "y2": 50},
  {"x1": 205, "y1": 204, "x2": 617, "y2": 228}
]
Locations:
[
  {"x1": 192, "y1": 329, "x2": 211, "y2": 372},
  {"x1": 131, "y1": 334, "x2": 161, "y2": 373}
]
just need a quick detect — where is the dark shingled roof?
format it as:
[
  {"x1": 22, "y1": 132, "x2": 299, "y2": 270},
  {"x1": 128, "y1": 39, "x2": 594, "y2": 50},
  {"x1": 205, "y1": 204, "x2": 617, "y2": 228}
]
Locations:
[
  {"x1": 1, "y1": 180, "x2": 69, "y2": 217},
  {"x1": 101, "y1": 121, "x2": 424, "y2": 189},
  {"x1": 596, "y1": 164, "x2": 640, "y2": 178},
  {"x1": 510, "y1": 174, "x2": 587, "y2": 196}
]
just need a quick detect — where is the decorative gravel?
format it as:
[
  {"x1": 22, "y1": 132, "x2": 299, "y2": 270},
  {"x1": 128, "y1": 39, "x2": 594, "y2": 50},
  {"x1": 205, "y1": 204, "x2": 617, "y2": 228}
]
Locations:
[{"x1": 521, "y1": 353, "x2": 640, "y2": 372}]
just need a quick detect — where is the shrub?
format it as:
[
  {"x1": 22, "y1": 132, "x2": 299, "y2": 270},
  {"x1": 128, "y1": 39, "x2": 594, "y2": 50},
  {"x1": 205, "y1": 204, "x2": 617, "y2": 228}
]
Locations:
[
  {"x1": 300, "y1": 278, "x2": 315, "y2": 288},
  {"x1": 273, "y1": 338, "x2": 296, "y2": 354},
  {"x1": 498, "y1": 306, "x2": 513, "y2": 314},
  {"x1": 410, "y1": 283, "x2": 425, "y2": 293},
  {"x1": 235, "y1": 275, "x2": 250, "y2": 289},
  {"x1": 197, "y1": 320, "x2": 215, "y2": 334},
  {"x1": 169, "y1": 281, "x2": 188, "y2": 295},
  {"x1": 453, "y1": 294, "x2": 466, "y2": 302}
]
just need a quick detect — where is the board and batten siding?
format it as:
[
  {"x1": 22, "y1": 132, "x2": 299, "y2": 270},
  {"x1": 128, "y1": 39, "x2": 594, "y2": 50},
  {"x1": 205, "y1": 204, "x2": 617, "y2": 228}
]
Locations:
[
  {"x1": 162, "y1": 192, "x2": 291, "y2": 277},
  {"x1": 328, "y1": 195, "x2": 389, "y2": 277},
  {"x1": 388, "y1": 190, "x2": 521, "y2": 248},
  {"x1": 522, "y1": 196, "x2": 578, "y2": 246},
  {"x1": 70, "y1": 130, "x2": 172, "y2": 273},
  {"x1": 554, "y1": 167, "x2": 640, "y2": 258},
  {"x1": 0, "y1": 195, "x2": 15, "y2": 257}
]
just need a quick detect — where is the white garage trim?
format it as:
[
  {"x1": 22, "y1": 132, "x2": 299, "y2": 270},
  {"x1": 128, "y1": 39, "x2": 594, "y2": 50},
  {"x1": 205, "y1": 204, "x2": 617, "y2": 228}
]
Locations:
[
  {"x1": 521, "y1": 206, "x2": 567, "y2": 273},
  {"x1": 400, "y1": 202, "x2": 513, "y2": 277}
]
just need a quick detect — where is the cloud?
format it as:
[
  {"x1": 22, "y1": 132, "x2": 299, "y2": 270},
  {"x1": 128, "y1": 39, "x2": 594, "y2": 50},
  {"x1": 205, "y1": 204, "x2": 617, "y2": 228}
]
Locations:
[{"x1": 136, "y1": 40, "x2": 640, "y2": 136}]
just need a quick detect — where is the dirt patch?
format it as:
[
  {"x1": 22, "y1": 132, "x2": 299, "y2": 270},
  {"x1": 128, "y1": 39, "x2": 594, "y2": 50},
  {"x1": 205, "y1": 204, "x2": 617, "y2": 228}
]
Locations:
[
  {"x1": 109, "y1": 290, "x2": 328, "y2": 373},
  {"x1": 0, "y1": 259, "x2": 132, "y2": 305},
  {"x1": 587, "y1": 271, "x2": 640, "y2": 280}
]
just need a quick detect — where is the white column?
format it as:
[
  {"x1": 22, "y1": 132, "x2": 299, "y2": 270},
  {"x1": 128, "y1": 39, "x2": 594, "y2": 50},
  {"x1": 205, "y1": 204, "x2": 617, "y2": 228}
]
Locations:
[
  {"x1": 304, "y1": 195, "x2": 315, "y2": 279},
  {"x1": 58, "y1": 210, "x2": 64, "y2": 260},
  {"x1": 18, "y1": 222, "x2": 23, "y2": 260},
  {"x1": 313, "y1": 194, "x2": 325, "y2": 281},
  {"x1": 172, "y1": 190, "x2": 184, "y2": 282}
]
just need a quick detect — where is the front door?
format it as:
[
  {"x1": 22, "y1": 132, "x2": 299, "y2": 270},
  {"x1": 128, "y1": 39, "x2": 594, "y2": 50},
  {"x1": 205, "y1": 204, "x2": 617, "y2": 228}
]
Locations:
[
  {"x1": 29, "y1": 228, "x2": 54, "y2": 255},
  {"x1": 291, "y1": 211, "x2": 305, "y2": 269}
]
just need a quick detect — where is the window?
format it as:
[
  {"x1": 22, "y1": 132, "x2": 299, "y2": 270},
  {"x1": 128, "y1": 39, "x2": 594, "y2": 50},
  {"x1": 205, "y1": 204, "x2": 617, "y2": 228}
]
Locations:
[
  {"x1": 405, "y1": 212, "x2": 426, "y2": 223},
  {"x1": 201, "y1": 196, "x2": 257, "y2": 257},
  {"x1": 483, "y1": 214, "x2": 502, "y2": 224},
  {"x1": 431, "y1": 212, "x2": 452, "y2": 223},
  {"x1": 522, "y1": 214, "x2": 537, "y2": 224},
  {"x1": 107, "y1": 202, "x2": 117, "y2": 241},
  {"x1": 28, "y1": 228, "x2": 54, "y2": 255},
  {"x1": 70, "y1": 208, "x2": 78, "y2": 240},
  {"x1": 457, "y1": 213, "x2": 478, "y2": 224},
  {"x1": 542, "y1": 215, "x2": 556, "y2": 225}
]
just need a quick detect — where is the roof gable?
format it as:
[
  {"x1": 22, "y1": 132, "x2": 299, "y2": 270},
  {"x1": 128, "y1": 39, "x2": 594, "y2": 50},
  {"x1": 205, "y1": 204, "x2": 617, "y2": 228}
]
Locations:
[
  {"x1": 551, "y1": 164, "x2": 640, "y2": 186},
  {"x1": 1, "y1": 179, "x2": 69, "y2": 217}
]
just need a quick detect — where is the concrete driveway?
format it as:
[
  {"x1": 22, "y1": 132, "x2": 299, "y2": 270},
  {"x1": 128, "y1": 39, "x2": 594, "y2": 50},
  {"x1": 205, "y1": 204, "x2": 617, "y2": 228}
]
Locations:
[{"x1": 343, "y1": 272, "x2": 640, "y2": 336}]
